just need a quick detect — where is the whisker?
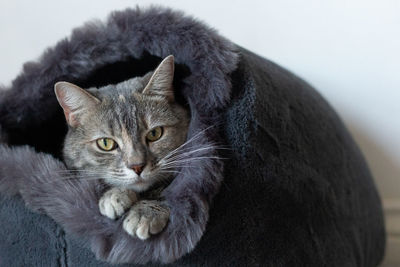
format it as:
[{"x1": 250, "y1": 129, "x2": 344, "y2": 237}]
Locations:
[
  {"x1": 160, "y1": 165, "x2": 193, "y2": 170},
  {"x1": 158, "y1": 125, "x2": 215, "y2": 163},
  {"x1": 159, "y1": 145, "x2": 218, "y2": 164},
  {"x1": 159, "y1": 142, "x2": 230, "y2": 166},
  {"x1": 54, "y1": 171, "x2": 127, "y2": 183},
  {"x1": 161, "y1": 156, "x2": 226, "y2": 167},
  {"x1": 158, "y1": 170, "x2": 181, "y2": 174},
  {"x1": 58, "y1": 170, "x2": 124, "y2": 175},
  {"x1": 159, "y1": 143, "x2": 230, "y2": 167}
]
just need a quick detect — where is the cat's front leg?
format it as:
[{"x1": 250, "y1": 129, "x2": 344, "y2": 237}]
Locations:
[
  {"x1": 123, "y1": 200, "x2": 170, "y2": 240},
  {"x1": 99, "y1": 188, "x2": 137, "y2": 220}
]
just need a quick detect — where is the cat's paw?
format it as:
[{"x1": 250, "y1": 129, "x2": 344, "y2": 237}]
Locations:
[
  {"x1": 123, "y1": 200, "x2": 170, "y2": 240},
  {"x1": 99, "y1": 188, "x2": 137, "y2": 220}
]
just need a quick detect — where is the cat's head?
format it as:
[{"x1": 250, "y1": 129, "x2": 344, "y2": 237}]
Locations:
[{"x1": 54, "y1": 55, "x2": 190, "y2": 192}]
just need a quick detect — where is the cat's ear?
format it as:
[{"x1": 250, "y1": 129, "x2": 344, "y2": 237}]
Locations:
[
  {"x1": 142, "y1": 55, "x2": 175, "y2": 101},
  {"x1": 54, "y1": 82, "x2": 100, "y2": 127}
]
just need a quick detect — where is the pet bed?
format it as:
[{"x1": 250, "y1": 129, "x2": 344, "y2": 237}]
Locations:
[{"x1": 0, "y1": 7, "x2": 385, "y2": 266}]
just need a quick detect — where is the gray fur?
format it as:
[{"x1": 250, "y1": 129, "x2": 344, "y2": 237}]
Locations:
[
  {"x1": 0, "y1": 6, "x2": 238, "y2": 264},
  {"x1": 57, "y1": 59, "x2": 190, "y2": 193},
  {"x1": 123, "y1": 200, "x2": 170, "y2": 240},
  {"x1": 56, "y1": 57, "x2": 190, "y2": 240}
]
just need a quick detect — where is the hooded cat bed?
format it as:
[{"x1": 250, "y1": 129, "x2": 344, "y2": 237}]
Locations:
[{"x1": 0, "y1": 7, "x2": 385, "y2": 266}]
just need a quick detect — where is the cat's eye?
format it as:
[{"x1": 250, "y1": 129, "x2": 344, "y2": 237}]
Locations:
[
  {"x1": 96, "y1": 138, "x2": 117, "y2": 151},
  {"x1": 146, "y1": 127, "x2": 163, "y2": 142}
]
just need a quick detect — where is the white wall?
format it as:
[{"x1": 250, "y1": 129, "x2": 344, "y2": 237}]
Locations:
[{"x1": 1, "y1": 0, "x2": 399, "y2": 264}]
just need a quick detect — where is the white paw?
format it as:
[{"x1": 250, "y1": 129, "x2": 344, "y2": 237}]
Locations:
[
  {"x1": 123, "y1": 200, "x2": 170, "y2": 240},
  {"x1": 99, "y1": 188, "x2": 137, "y2": 220}
]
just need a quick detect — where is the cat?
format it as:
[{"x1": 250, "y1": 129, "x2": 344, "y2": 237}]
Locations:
[{"x1": 54, "y1": 55, "x2": 190, "y2": 240}]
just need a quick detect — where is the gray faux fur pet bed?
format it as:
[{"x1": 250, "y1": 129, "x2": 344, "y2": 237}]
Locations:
[{"x1": 0, "y1": 7, "x2": 385, "y2": 266}]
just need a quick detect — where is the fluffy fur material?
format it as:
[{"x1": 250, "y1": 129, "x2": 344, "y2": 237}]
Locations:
[
  {"x1": 0, "y1": 6, "x2": 385, "y2": 266},
  {"x1": 0, "y1": 7, "x2": 237, "y2": 264}
]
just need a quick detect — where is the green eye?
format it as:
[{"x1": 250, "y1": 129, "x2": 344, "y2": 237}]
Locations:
[
  {"x1": 146, "y1": 127, "x2": 163, "y2": 142},
  {"x1": 96, "y1": 138, "x2": 117, "y2": 151}
]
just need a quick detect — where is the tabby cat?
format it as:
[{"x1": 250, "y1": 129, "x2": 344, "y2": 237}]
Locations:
[{"x1": 54, "y1": 55, "x2": 190, "y2": 240}]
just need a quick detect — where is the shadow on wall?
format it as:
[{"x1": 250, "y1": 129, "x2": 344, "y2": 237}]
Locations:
[
  {"x1": 346, "y1": 123, "x2": 400, "y2": 200},
  {"x1": 346, "y1": 123, "x2": 400, "y2": 267}
]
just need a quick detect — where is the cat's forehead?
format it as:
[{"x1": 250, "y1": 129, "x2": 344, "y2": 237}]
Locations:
[
  {"x1": 91, "y1": 73, "x2": 152, "y2": 99},
  {"x1": 84, "y1": 75, "x2": 179, "y2": 134}
]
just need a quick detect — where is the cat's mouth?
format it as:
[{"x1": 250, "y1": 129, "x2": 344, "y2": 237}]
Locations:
[
  {"x1": 103, "y1": 166, "x2": 167, "y2": 192},
  {"x1": 121, "y1": 171, "x2": 152, "y2": 192}
]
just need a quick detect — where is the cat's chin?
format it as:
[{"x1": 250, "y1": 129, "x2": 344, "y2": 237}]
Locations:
[
  {"x1": 126, "y1": 181, "x2": 151, "y2": 192},
  {"x1": 103, "y1": 178, "x2": 151, "y2": 192}
]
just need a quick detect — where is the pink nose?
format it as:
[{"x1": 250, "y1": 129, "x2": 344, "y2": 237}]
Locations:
[{"x1": 131, "y1": 164, "x2": 145, "y2": 175}]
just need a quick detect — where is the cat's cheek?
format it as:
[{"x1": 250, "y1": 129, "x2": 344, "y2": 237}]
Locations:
[{"x1": 149, "y1": 139, "x2": 175, "y2": 156}]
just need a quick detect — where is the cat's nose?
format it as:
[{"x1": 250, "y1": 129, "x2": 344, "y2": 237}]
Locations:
[{"x1": 130, "y1": 164, "x2": 145, "y2": 175}]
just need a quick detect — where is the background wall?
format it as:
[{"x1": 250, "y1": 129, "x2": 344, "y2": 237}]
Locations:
[{"x1": 1, "y1": 0, "x2": 399, "y2": 265}]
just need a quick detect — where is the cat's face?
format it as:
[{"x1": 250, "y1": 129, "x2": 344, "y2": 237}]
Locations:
[{"x1": 55, "y1": 56, "x2": 190, "y2": 192}]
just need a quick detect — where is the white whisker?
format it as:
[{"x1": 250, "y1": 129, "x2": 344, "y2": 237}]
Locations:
[
  {"x1": 159, "y1": 145, "x2": 218, "y2": 164},
  {"x1": 160, "y1": 165, "x2": 193, "y2": 169},
  {"x1": 158, "y1": 125, "x2": 215, "y2": 163},
  {"x1": 160, "y1": 156, "x2": 226, "y2": 168}
]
